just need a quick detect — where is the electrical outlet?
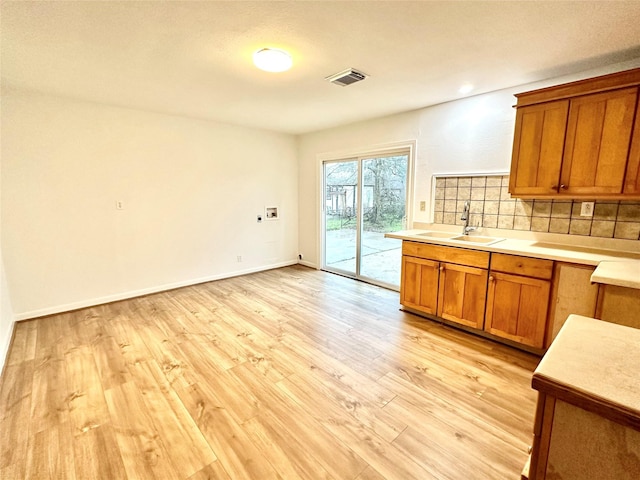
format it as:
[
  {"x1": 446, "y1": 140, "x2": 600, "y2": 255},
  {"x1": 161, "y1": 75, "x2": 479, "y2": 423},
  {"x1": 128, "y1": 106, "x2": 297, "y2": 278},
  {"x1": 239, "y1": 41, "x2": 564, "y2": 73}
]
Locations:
[
  {"x1": 419, "y1": 201, "x2": 426, "y2": 212},
  {"x1": 116, "y1": 200, "x2": 124, "y2": 210},
  {"x1": 580, "y1": 201, "x2": 595, "y2": 217},
  {"x1": 237, "y1": 255, "x2": 242, "y2": 262}
]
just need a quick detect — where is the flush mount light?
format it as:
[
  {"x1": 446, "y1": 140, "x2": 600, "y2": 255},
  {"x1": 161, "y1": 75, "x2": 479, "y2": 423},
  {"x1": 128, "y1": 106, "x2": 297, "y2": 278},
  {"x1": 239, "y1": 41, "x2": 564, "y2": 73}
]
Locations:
[
  {"x1": 459, "y1": 83, "x2": 474, "y2": 95},
  {"x1": 253, "y1": 48, "x2": 292, "y2": 72}
]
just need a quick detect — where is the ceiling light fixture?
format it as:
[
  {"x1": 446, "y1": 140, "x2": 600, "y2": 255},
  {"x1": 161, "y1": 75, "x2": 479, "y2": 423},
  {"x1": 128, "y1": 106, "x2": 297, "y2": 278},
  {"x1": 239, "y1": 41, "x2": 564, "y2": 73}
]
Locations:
[
  {"x1": 459, "y1": 84, "x2": 474, "y2": 95},
  {"x1": 253, "y1": 48, "x2": 292, "y2": 72}
]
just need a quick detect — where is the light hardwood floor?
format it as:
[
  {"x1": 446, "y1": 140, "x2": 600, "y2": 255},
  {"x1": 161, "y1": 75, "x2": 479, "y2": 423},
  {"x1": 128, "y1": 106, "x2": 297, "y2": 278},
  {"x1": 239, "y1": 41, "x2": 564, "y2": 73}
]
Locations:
[{"x1": 0, "y1": 265, "x2": 539, "y2": 479}]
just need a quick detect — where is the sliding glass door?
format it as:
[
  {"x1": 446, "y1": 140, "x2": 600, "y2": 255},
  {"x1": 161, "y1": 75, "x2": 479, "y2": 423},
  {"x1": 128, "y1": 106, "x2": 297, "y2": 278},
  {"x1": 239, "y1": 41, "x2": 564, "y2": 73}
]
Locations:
[{"x1": 323, "y1": 151, "x2": 409, "y2": 289}]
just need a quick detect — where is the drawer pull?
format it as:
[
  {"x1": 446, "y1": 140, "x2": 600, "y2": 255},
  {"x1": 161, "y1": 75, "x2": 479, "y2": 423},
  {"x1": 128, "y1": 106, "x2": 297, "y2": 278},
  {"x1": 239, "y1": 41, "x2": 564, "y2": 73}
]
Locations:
[{"x1": 489, "y1": 275, "x2": 495, "y2": 282}]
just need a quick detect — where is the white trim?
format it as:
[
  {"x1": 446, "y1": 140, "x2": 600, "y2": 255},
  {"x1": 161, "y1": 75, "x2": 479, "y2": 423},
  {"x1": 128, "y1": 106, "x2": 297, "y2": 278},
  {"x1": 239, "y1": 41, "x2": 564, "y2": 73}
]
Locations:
[
  {"x1": 431, "y1": 171, "x2": 510, "y2": 179},
  {"x1": 429, "y1": 171, "x2": 510, "y2": 223},
  {"x1": 317, "y1": 140, "x2": 416, "y2": 286},
  {"x1": 0, "y1": 320, "x2": 15, "y2": 378},
  {"x1": 316, "y1": 140, "x2": 416, "y2": 163},
  {"x1": 13, "y1": 260, "x2": 298, "y2": 321},
  {"x1": 298, "y1": 259, "x2": 319, "y2": 269}
]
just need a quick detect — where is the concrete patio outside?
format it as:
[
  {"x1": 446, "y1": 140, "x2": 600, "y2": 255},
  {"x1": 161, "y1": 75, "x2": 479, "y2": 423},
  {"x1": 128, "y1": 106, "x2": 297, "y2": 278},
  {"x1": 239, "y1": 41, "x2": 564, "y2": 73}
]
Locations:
[{"x1": 325, "y1": 229, "x2": 401, "y2": 288}]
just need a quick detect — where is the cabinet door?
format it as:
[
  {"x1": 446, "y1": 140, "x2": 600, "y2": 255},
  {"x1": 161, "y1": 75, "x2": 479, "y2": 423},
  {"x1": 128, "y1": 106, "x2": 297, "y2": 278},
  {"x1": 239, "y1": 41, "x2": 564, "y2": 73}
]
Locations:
[
  {"x1": 560, "y1": 87, "x2": 638, "y2": 195},
  {"x1": 485, "y1": 272, "x2": 550, "y2": 348},
  {"x1": 400, "y1": 255, "x2": 439, "y2": 315},
  {"x1": 623, "y1": 105, "x2": 640, "y2": 194},
  {"x1": 437, "y1": 263, "x2": 487, "y2": 329},
  {"x1": 509, "y1": 100, "x2": 569, "y2": 196},
  {"x1": 546, "y1": 263, "x2": 598, "y2": 348}
]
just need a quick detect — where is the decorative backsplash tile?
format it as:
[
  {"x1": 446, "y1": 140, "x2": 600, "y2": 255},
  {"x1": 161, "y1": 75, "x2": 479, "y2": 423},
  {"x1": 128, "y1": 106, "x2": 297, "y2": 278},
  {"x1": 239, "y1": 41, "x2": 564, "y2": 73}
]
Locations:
[{"x1": 433, "y1": 175, "x2": 640, "y2": 240}]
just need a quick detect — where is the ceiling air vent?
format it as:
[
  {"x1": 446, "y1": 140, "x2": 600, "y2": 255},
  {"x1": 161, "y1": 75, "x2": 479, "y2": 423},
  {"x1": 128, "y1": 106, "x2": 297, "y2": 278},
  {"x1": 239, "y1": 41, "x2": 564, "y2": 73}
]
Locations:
[{"x1": 325, "y1": 68, "x2": 368, "y2": 87}]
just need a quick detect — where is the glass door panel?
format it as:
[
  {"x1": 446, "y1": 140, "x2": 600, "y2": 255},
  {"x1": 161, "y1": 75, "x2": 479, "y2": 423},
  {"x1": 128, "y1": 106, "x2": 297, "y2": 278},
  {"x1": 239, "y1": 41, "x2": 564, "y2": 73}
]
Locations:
[
  {"x1": 360, "y1": 154, "x2": 407, "y2": 287},
  {"x1": 323, "y1": 152, "x2": 408, "y2": 290},
  {"x1": 323, "y1": 160, "x2": 358, "y2": 276}
]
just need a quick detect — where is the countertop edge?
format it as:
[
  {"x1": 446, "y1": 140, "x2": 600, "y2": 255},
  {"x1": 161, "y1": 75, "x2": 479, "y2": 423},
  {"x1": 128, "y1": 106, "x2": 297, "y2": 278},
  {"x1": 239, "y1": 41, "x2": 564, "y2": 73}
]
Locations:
[
  {"x1": 387, "y1": 230, "x2": 640, "y2": 266},
  {"x1": 590, "y1": 260, "x2": 640, "y2": 289}
]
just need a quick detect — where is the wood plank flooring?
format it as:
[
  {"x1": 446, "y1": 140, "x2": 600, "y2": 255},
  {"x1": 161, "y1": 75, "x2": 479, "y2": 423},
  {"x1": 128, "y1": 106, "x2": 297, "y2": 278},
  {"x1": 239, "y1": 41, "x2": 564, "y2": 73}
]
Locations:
[{"x1": 0, "y1": 265, "x2": 540, "y2": 479}]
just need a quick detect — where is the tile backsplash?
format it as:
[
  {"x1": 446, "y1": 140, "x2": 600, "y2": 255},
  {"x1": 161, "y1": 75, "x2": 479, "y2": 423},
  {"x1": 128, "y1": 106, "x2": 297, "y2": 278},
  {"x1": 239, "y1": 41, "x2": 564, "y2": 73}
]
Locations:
[{"x1": 433, "y1": 175, "x2": 640, "y2": 240}]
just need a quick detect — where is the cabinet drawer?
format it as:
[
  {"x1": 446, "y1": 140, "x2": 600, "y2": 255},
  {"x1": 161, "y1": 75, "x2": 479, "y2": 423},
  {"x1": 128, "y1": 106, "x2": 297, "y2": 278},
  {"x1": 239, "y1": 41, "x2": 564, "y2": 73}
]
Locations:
[
  {"x1": 491, "y1": 253, "x2": 553, "y2": 279},
  {"x1": 402, "y1": 241, "x2": 489, "y2": 269}
]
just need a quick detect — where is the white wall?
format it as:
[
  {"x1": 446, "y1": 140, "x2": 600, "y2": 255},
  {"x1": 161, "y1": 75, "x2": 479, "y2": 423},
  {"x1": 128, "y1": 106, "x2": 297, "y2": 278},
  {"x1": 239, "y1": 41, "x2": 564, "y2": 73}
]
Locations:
[
  {"x1": 1, "y1": 90, "x2": 299, "y2": 319},
  {"x1": 0, "y1": 154, "x2": 15, "y2": 374},
  {"x1": 298, "y1": 59, "x2": 640, "y2": 267},
  {"x1": 0, "y1": 257, "x2": 13, "y2": 374}
]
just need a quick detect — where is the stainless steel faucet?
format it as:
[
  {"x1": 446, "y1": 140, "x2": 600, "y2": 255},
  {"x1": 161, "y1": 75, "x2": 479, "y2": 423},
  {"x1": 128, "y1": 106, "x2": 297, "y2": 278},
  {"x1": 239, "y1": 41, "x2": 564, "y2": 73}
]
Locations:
[{"x1": 460, "y1": 201, "x2": 476, "y2": 235}]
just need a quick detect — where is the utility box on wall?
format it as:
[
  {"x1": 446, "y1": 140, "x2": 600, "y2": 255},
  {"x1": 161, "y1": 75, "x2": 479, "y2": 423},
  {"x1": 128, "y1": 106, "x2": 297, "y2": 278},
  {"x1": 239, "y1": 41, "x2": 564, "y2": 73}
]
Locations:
[{"x1": 265, "y1": 206, "x2": 279, "y2": 220}]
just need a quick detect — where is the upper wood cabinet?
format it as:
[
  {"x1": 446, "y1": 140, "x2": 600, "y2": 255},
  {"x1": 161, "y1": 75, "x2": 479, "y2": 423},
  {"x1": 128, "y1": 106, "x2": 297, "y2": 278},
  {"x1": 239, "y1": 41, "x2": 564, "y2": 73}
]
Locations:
[
  {"x1": 561, "y1": 88, "x2": 638, "y2": 195},
  {"x1": 625, "y1": 109, "x2": 640, "y2": 194},
  {"x1": 509, "y1": 68, "x2": 640, "y2": 199},
  {"x1": 510, "y1": 100, "x2": 569, "y2": 196}
]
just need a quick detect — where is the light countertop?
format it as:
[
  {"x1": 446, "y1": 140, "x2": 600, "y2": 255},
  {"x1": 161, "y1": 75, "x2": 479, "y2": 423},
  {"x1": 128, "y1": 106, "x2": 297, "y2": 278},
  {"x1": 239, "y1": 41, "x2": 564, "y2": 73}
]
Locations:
[
  {"x1": 532, "y1": 314, "x2": 640, "y2": 421},
  {"x1": 591, "y1": 260, "x2": 640, "y2": 289},
  {"x1": 387, "y1": 229, "x2": 640, "y2": 266}
]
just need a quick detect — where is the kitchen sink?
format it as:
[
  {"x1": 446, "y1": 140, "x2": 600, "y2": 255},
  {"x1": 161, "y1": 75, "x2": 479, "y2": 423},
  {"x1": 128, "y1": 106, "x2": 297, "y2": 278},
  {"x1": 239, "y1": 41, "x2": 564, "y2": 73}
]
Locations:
[
  {"x1": 451, "y1": 235, "x2": 505, "y2": 245},
  {"x1": 415, "y1": 231, "x2": 456, "y2": 239}
]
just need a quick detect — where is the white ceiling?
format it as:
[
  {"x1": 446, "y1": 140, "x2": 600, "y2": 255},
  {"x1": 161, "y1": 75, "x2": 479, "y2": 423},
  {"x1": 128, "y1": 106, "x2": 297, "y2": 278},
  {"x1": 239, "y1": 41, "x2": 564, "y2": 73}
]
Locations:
[{"x1": 3, "y1": 1, "x2": 640, "y2": 135}]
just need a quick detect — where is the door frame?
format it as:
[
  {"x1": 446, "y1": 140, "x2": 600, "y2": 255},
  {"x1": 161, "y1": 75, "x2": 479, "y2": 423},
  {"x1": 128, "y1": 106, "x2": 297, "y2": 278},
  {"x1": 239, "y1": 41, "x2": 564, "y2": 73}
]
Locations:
[{"x1": 317, "y1": 141, "x2": 416, "y2": 288}]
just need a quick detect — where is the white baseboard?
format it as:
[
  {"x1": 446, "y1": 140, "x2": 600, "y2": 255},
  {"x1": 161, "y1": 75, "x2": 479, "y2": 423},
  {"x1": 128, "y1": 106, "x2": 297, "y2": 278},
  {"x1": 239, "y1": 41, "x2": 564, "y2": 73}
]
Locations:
[
  {"x1": 13, "y1": 260, "x2": 298, "y2": 321},
  {"x1": 0, "y1": 320, "x2": 16, "y2": 379},
  {"x1": 298, "y1": 260, "x2": 318, "y2": 269}
]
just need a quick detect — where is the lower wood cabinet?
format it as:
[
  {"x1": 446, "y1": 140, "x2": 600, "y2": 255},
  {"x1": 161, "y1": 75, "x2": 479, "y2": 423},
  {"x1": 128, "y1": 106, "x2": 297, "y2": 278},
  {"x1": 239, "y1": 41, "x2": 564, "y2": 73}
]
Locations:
[
  {"x1": 400, "y1": 241, "x2": 490, "y2": 330},
  {"x1": 398, "y1": 242, "x2": 598, "y2": 351},
  {"x1": 438, "y1": 263, "x2": 487, "y2": 329},
  {"x1": 485, "y1": 271, "x2": 550, "y2": 348},
  {"x1": 485, "y1": 254, "x2": 553, "y2": 349},
  {"x1": 400, "y1": 255, "x2": 439, "y2": 315}
]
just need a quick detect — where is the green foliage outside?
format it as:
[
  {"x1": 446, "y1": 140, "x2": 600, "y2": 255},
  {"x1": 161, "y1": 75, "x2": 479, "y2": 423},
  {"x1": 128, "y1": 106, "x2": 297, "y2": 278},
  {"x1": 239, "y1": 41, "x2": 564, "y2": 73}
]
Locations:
[{"x1": 325, "y1": 155, "x2": 407, "y2": 233}]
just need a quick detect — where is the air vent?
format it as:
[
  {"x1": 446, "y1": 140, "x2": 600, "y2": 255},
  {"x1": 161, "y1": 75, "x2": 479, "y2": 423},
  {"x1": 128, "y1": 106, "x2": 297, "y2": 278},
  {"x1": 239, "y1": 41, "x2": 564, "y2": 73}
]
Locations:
[{"x1": 325, "y1": 68, "x2": 368, "y2": 87}]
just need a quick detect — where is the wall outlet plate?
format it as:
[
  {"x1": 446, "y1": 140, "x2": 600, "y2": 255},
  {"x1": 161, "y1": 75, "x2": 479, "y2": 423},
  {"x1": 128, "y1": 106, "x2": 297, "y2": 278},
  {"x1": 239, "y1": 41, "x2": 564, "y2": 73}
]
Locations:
[
  {"x1": 580, "y1": 201, "x2": 594, "y2": 217},
  {"x1": 265, "y1": 206, "x2": 279, "y2": 220}
]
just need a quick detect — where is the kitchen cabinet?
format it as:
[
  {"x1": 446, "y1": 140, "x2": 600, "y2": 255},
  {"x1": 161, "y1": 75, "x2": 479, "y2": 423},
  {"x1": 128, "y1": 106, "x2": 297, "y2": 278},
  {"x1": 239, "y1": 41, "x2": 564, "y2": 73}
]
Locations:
[
  {"x1": 526, "y1": 315, "x2": 640, "y2": 480},
  {"x1": 591, "y1": 260, "x2": 640, "y2": 329},
  {"x1": 595, "y1": 285, "x2": 640, "y2": 329},
  {"x1": 624, "y1": 112, "x2": 640, "y2": 193},
  {"x1": 509, "y1": 67, "x2": 640, "y2": 199},
  {"x1": 400, "y1": 242, "x2": 489, "y2": 329},
  {"x1": 545, "y1": 263, "x2": 598, "y2": 347},
  {"x1": 437, "y1": 262, "x2": 487, "y2": 329},
  {"x1": 485, "y1": 253, "x2": 553, "y2": 348},
  {"x1": 509, "y1": 100, "x2": 569, "y2": 196},
  {"x1": 400, "y1": 255, "x2": 439, "y2": 315},
  {"x1": 561, "y1": 87, "x2": 638, "y2": 195}
]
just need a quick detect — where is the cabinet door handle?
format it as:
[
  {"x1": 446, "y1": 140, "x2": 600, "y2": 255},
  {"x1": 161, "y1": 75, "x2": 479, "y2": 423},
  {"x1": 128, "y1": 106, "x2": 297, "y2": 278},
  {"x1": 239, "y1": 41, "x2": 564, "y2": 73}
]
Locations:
[
  {"x1": 560, "y1": 184, "x2": 567, "y2": 190},
  {"x1": 439, "y1": 266, "x2": 445, "y2": 272},
  {"x1": 489, "y1": 275, "x2": 495, "y2": 282}
]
